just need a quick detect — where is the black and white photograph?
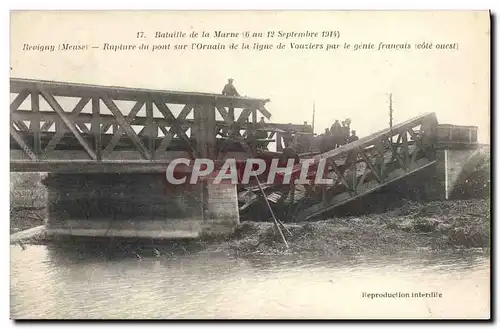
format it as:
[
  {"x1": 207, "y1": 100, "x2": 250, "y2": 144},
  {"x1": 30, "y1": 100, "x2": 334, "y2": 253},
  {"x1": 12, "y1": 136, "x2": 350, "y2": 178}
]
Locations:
[{"x1": 9, "y1": 10, "x2": 491, "y2": 320}]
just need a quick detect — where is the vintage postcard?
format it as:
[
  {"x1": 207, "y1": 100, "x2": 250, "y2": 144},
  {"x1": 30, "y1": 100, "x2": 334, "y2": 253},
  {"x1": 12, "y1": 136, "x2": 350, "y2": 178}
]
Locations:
[{"x1": 9, "y1": 10, "x2": 491, "y2": 320}]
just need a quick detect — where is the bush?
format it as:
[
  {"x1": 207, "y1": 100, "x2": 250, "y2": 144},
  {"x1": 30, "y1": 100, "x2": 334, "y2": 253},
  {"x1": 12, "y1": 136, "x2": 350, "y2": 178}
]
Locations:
[{"x1": 10, "y1": 172, "x2": 46, "y2": 209}]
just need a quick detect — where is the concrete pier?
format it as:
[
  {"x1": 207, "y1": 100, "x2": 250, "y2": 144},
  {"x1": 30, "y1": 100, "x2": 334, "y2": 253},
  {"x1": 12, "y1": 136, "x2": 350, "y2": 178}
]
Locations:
[
  {"x1": 426, "y1": 124, "x2": 483, "y2": 200},
  {"x1": 42, "y1": 173, "x2": 239, "y2": 238}
]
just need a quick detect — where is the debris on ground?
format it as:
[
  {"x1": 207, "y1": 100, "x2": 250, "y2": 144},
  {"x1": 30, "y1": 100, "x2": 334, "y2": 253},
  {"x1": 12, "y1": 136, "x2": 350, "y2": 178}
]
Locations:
[{"x1": 218, "y1": 198, "x2": 490, "y2": 256}]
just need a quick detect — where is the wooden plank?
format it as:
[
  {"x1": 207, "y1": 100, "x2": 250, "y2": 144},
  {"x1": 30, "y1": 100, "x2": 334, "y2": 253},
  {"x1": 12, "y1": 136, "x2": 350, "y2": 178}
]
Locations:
[
  {"x1": 100, "y1": 96, "x2": 151, "y2": 160},
  {"x1": 39, "y1": 89, "x2": 97, "y2": 160}
]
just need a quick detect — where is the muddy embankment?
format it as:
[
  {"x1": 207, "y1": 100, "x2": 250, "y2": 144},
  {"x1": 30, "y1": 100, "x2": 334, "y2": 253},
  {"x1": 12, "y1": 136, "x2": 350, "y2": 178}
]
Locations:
[
  {"x1": 224, "y1": 198, "x2": 491, "y2": 256},
  {"x1": 11, "y1": 198, "x2": 490, "y2": 257}
]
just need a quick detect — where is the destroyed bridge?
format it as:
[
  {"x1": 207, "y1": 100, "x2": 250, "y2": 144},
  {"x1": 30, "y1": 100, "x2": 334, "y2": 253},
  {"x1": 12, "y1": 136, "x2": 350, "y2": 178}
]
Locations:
[{"x1": 10, "y1": 78, "x2": 482, "y2": 238}]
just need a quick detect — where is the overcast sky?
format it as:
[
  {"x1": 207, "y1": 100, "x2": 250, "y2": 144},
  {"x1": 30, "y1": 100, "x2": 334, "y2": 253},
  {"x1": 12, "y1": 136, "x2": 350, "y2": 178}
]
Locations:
[{"x1": 11, "y1": 11, "x2": 490, "y2": 143}]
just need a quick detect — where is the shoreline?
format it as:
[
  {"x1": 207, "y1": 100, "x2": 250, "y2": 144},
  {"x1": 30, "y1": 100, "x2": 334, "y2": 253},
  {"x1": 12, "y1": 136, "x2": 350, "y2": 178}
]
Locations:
[{"x1": 11, "y1": 199, "x2": 490, "y2": 257}]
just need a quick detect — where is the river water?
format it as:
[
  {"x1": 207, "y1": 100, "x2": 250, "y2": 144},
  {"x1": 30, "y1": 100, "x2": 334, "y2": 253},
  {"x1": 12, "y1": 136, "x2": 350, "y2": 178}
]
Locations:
[{"x1": 10, "y1": 245, "x2": 490, "y2": 319}]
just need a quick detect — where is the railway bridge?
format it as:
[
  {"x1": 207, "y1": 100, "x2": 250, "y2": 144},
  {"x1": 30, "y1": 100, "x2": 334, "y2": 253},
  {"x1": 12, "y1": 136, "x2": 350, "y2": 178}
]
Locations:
[{"x1": 10, "y1": 78, "x2": 483, "y2": 238}]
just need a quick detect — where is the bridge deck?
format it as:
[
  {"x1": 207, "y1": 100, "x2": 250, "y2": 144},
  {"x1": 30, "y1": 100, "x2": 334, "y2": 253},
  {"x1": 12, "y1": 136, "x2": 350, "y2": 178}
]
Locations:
[
  {"x1": 259, "y1": 112, "x2": 443, "y2": 221},
  {"x1": 11, "y1": 78, "x2": 271, "y2": 110},
  {"x1": 10, "y1": 78, "x2": 311, "y2": 172}
]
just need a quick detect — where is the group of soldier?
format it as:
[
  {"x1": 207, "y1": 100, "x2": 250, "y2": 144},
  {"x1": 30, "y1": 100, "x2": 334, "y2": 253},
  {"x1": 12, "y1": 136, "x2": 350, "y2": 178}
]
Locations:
[
  {"x1": 220, "y1": 78, "x2": 359, "y2": 154},
  {"x1": 319, "y1": 119, "x2": 358, "y2": 153}
]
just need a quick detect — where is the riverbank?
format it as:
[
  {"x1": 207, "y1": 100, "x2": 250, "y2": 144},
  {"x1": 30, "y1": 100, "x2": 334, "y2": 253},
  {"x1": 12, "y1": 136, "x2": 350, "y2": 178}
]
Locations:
[
  {"x1": 11, "y1": 198, "x2": 490, "y2": 257},
  {"x1": 219, "y1": 198, "x2": 490, "y2": 256}
]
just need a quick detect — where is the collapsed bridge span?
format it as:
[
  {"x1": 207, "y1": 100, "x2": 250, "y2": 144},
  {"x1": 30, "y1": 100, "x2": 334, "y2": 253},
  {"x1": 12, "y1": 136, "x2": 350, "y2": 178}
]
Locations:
[{"x1": 10, "y1": 78, "x2": 481, "y2": 237}]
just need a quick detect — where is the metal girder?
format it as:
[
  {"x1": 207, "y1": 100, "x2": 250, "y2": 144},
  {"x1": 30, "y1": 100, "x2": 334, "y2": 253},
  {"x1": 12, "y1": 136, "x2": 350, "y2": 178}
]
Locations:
[
  {"x1": 40, "y1": 89, "x2": 97, "y2": 160},
  {"x1": 11, "y1": 78, "x2": 270, "y2": 109},
  {"x1": 296, "y1": 159, "x2": 437, "y2": 221},
  {"x1": 292, "y1": 113, "x2": 439, "y2": 221},
  {"x1": 10, "y1": 78, "x2": 287, "y2": 171}
]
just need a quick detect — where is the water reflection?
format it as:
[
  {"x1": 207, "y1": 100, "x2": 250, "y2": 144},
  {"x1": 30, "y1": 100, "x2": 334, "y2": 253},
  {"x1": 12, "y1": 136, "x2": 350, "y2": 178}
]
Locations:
[{"x1": 10, "y1": 245, "x2": 490, "y2": 319}]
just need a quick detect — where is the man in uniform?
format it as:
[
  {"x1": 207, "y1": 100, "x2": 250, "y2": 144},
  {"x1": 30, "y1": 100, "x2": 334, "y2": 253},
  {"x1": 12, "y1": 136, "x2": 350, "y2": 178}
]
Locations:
[
  {"x1": 281, "y1": 124, "x2": 295, "y2": 148},
  {"x1": 222, "y1": 78, "x2": 240, "y2": 124},
  {"x1": 349, "y1": 130, "x2": 359, "y2": 143},
  {"x1": 222, "y1": 78, "x2": 240, "y2": 97},
  {"x1": 255, "y1": 117, "x2": 268, "y2": 150},
  {"x1": 330, "y1": 120, "x2": 342, "y2": 148},
  {"x1": 319, "y1": 128, "x2": 331, "y2": 153}
]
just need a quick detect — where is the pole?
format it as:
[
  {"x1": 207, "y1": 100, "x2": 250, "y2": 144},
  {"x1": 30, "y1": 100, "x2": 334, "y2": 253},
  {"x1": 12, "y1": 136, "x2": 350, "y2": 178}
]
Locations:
[{"x1": 254, "y1": 175, "x2": 290, "y2": 248}]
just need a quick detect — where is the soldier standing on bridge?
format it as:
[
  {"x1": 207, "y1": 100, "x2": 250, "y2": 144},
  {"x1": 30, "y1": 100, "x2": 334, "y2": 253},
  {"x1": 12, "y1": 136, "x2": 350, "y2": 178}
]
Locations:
[
  {"x1": 348, "y1": 130, "x2": 359, "y2": 143},
  {"x1": 330, "y1": 120, "x2": 342, "y2": 148},
  {"x1": 222, "y1": 78, "x2": 240, "y2": 124},
  {"x1": 296, "y1": 121, "x2": 313, "y2": 153},
  {"x1": 282, "y1": 124, "x2": 295, "y2": 148},
  {"x1": 255, "y1": 117, "x2": 269, "y2": 150},
  {"x1": 338, "y1": 120, "x2": 348, "y2": 146},
  {"x1": 222, "y1": 78, "x2": 240, "y2": 97},
  {"x1": 319, "y1": 128, "x2": 331, "y2": 153}
]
